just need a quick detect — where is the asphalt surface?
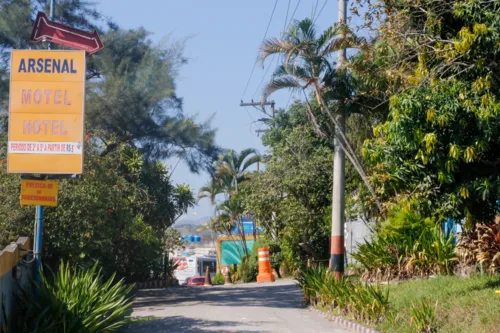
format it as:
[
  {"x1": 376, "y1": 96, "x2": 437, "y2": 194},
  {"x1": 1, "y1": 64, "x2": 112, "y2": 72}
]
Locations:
[{"x1": 127, "y1": 279, "x2": 350, "y2": 333}]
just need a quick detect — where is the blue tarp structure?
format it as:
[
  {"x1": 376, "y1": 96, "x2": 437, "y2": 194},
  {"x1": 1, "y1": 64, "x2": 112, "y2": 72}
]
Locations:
[
  {"x1": 230, "y1": 216, "x2": 263, "y2": 234},
  {"x1": 442, "y1": 218, "x2": 464, "y2": 245}
]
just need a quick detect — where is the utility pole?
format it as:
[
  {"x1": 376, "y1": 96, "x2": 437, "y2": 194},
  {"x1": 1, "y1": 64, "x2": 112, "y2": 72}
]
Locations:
[
  {"x1": 240, "y1": 100, "x2": 275, "y2": 135},
  {"x1": 240, "y1": 100, "x2": 276, "y2": 118},
  {"x1": 34, "y1": 0, "x2": 55, "y2": 291},
  {"x1": 240, "y1": 100, "x2": 273, "y2": 170},
  {"x1": 330, "y1": 0, "x2": 347, "y2": 279}
]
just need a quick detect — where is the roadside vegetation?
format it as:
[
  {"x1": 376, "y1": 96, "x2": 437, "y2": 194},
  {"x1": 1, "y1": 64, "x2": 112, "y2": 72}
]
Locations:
[
  {"x1": 245, "y1": 0, "x2": 500, "y2": 332},
  {"x1": 13, "y1": 261, "x2": 134, "y2": 333},
  {"x1": 380, "y1": 275, "x2": 500, "y2": 333}
]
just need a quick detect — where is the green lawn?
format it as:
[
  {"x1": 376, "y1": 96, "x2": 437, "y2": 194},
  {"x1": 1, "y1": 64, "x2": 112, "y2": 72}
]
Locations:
[{"x1": 377, "y1": 275, "x2": 500, "y2": 333}]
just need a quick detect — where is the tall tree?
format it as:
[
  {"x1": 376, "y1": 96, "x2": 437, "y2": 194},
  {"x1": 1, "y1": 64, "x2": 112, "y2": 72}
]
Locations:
[
  {"x1": 0, "y1": 0, "x2": 212, "y2": 280},
  {"x1": 86, "y1": 28, "x2": 219, "y2": 172},
  {"x1": 215, "y1": 148, "x2": 261, "y2": 193},
  {"x1": 241, "y1": 102, "x2": 334, "y2": 271},
  {"x1": 259, "y1": 18, "x2": 380, "y2": 273},
  {"x1": 362, "y1": 0, "x2": 500, "y2": 225}
]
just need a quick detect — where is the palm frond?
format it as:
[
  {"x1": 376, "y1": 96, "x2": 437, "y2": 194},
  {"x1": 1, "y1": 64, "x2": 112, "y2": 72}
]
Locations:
[
  {"x1": 241, "y1": 155, "x2": 261, "y2": 173},
  {"x1": 317, "y1": 24, "x2": 342, "y2": 50},
  {"x1": 235, "y1": 148, "x2": 258, "y2": 170},
  {"x1": 272, "y1": 64, "x2": 311, "y2": 82},
  {"x1": 296, "y1": 18, "x2": 316, "y2": 42},
  {"x1": 259, "y1": 38, "x2": 296, "y2": 63},
  {"x1": 320, "y1": 35, "x2": 366, "y2": 57},
  {"x1": 263, "y1": 76, "x2": 304, "y2": 101},
  {"x1": 197, "y1": 181, "x2": 222, "y2": 204}
]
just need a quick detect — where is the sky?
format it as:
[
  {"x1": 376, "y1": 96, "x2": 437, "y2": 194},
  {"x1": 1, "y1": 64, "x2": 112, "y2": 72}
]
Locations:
[{"x1": 96, "y1": 0, "x2": 340, "y2": 221}]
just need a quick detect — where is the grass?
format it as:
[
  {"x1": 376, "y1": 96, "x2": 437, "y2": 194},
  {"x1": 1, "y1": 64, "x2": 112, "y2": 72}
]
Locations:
[{"x1": 377, "y1": 275, "x2": 500, "y2": 333}]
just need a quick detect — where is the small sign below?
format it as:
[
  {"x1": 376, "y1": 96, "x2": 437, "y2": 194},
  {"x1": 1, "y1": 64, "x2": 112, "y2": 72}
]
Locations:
[{"x1": 20, "y1": 180, "x2": 58, "y2": 207}]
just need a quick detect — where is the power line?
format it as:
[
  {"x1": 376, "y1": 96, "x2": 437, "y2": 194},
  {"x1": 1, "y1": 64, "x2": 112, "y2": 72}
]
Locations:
[
  {"x1": 243, "y1": 106, "x2": 255, "y2": 122},
  {"x1": 240, "y1": 0, "x2": 279, "y2": 100},
  {"x1": 312, "y1": 0, "x2": 320, "y2": 21},
  {"x1": 313, "y1": 0, "x2": 329, "y2": 24},
  {"x1": 283, "y1": 0, "x2": 292, "y2": 31},
  {"x1": 252, "y1": 0, "x2": 292, "y2": 100},
  {"x1": 285, "y1": 93, "x2": 294, "y2": 110},
  {"x1": 287, "y1": 0, "x2": 301, "y2": 28},
  {"x1": 252, "y1": 56, "x2": 278, "y2": 100}
]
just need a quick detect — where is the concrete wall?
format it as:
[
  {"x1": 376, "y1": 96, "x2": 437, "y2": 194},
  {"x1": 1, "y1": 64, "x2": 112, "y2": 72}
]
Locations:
[
  {"x1": 345, "y1": 219, "x2": 373, "y2": 264},
  {"x1": 0, "y1": 237, "x2": 32, "y2": 332}
]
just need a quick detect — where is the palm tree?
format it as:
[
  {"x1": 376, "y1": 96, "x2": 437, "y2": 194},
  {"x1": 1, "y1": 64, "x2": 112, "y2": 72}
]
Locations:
[
  {"x1": 260, "y1": 18, "x2": 382, "y2": 272},
  {"x1": 215, "y1": 197, "x2": 250, "y2": 255},
  {"x1": 259, "y1": 19, "x2": 377, "y2": 204},
  {"x1": 198, "y1": 149, "x2": 260, "y2": 258},
  {"x1": 215, "y1": 148, "x2": 261, "y2": 194}
]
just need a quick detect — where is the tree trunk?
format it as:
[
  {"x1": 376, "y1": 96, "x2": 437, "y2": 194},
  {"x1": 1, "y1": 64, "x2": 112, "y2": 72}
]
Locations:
[
  {"x1": 252, "y1": 219, "x2": 257, "y2": 241},
  {"x1": 237, "y1": 218, "x2": 249, "y2": 255},
  {"x1": 330, "y1": 112, "x2": 346, "y2": 279}
]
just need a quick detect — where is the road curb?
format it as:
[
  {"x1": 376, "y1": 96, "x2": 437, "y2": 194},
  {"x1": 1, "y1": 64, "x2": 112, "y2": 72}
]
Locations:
[{"x1": 309, "y1": 307, "x2": 380, "y2": 333}]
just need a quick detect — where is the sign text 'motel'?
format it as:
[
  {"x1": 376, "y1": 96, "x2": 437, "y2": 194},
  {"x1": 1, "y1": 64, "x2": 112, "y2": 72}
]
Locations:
[{"x1": 8, "y1": 50, "x2": 86, "y2": 174}]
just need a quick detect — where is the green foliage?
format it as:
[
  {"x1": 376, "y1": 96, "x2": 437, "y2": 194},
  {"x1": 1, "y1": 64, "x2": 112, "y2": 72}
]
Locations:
[
  {"x1": 86, "y1": 28, "x2": 219, "y2": 171},
  {"x1": 352, "y1": 210, "x2": 456, "y2": 280},
  {"x1": 16, "y1": 261, "x2": 133, "y2": 333},
  {"x1": 297, "y1": 266, "x2": 389, "y2": 324},
  {"x1": 410, "y1": 300, "x2": 439, "y2": 333},
  {"x1": 237, "y1": 255, "x2": 257, "y2": 283},
  {"x1": 241, "y1": 103, "x2": 333, "y2": 272},
  {"x1": 379, "y1": 207, "x2": 435, "y2": 241},
  {"x1": 165, "y1": 229, "x2": 185, "y2": 255},
  {"x1": 212, "y1": 273, "x2": 225, "y2": 285},
  {"x1": 377, "y1": 275, "x2": 500, "y2": 333},
  {"x1": 0, "y1": 0, "x2": 212, "y2": 282},
  {"x1": 362, "y1": 0, "x2": 500, "y2": 223},
  {"x1": 0, "y1": 140, "x2": 195, "y2": 282}
]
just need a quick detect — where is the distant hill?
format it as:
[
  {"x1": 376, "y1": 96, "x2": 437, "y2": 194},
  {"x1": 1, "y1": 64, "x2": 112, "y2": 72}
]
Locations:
[
  {"x1": 173, "y1": 216, "x2": 214, "y2": 238},
  {"x1": 174, "y1": 216, "x2": 211, "y2": 227}
]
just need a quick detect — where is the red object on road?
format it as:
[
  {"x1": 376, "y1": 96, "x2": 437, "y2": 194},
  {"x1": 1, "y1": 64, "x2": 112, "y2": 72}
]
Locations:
[
  {"x1": 30, "y1": 12, "x2": 104, "y2": 55},
  {"x1": 186, "y1": 276, "x2": 205, "y2": 286}
]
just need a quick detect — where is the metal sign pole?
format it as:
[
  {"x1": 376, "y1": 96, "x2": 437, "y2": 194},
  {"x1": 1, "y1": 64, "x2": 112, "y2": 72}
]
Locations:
[
  {"x1": 34, "y1": 205, "x2": 44, "y2": 288},
  {"x1": 34, "y1": 0, "x2": 55, "y2": 292}
]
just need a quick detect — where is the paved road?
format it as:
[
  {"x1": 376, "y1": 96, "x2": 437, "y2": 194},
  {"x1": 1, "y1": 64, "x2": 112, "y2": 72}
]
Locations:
[{"x1": 127, "y1": 279, "x2": 350, "y2": 333}]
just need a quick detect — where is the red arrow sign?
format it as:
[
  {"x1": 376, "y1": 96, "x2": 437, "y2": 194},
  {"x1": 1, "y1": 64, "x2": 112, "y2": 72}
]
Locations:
[{"x1": 30, "y1": 12, "x2": 103, "y2": 55}]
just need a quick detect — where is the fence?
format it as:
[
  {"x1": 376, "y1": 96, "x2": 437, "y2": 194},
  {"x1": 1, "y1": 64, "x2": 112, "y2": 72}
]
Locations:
[{"x1": 0, "y1": 237, "x2": 33, "y2": 332}]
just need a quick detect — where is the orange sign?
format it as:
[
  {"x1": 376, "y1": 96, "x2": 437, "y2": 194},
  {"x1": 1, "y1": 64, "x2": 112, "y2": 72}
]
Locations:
[
  {"x1": 20, "y1": 180, "x2": 58, "y2": 207},
  {"x1": 8, "y1": 50, "x2": 86, "y2": 174}
]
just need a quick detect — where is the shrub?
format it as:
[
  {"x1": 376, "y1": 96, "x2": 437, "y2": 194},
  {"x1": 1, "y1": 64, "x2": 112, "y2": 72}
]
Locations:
[
  {"x1": 352, "y1": 210, "x2": 456, "y2": 280},
  {"x1": 455, "y1": 221, "x2": 500, "y2": 274},
  {"x1": 379, "y1": 208, "x2": 435, "y2": 241},
  {"x1": 238, "y1": 255, "x2": 258, "y2": 283},
  {"x1": 297, "y1": 266, "x2": 389, "y2": 324},
  {"x1": 17, "y1": 261, "x2": 134, "y2": 333},
  {"x1": 212, "y1": 273, "x2": 225, "y2": 285}
]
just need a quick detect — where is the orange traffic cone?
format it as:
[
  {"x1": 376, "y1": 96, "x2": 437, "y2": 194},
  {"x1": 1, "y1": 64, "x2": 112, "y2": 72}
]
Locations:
[{"x1": 257, "y1": 246, "x2": 275, "y2": 283}]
